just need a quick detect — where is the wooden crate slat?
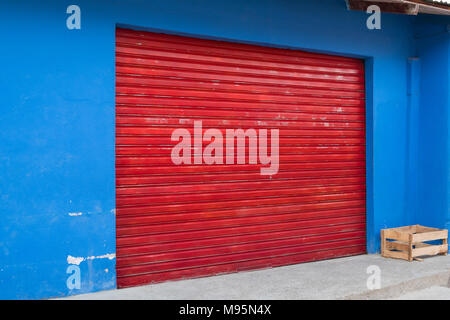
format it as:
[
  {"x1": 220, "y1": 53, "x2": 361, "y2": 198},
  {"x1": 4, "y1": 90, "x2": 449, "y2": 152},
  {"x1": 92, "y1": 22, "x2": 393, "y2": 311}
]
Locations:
[
  {"x1": 385, "y1": 240, "x2": 409, "y2": 251},
  {"x1": 383, "y1": 229, "x2": 410, "y2": 242},
  {"x1": 415, "y1": 225, "x2": 441, "y2": 232},
  {"x1": 382, "y1": 249, "x2": 409, "y2": 261},
  {"x1": 412, "y1": 230, "x2": 448, "y2": 243},
  {"x1": 412, "y1": 244, "x2": 448, "y2": 257}
]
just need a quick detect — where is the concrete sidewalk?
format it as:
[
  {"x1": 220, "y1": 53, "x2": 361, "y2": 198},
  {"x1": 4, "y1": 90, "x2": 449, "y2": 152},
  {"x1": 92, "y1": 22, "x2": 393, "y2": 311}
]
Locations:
[{"x1": 59, "y1": 254, "x2": 450, "y2": 300}]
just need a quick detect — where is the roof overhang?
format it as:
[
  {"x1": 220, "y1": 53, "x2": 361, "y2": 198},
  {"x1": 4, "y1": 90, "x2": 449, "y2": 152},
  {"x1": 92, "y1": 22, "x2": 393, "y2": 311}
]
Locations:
[{"x1": 346, "y1": 0, "x2": 450, "y2": 15}]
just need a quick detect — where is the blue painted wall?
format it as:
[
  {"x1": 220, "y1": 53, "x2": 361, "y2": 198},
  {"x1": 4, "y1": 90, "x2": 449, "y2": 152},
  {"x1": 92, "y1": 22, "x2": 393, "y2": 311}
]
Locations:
[
  {"x1": 0, "y1": 0, "x2": 448, "y2": 299},
  {"x1": 415, "y1": 16, "x2": 450, "y2": 232}
]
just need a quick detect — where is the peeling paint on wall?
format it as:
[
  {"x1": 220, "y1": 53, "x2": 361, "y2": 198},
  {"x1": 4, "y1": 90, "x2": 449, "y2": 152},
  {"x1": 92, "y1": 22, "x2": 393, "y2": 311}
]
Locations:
[
  {"x1": 67, "y1": 253, "x2": 116, "y2": 265},
  {"x1": 68, "y1": 212, "x2": 83, "y2": 216}
]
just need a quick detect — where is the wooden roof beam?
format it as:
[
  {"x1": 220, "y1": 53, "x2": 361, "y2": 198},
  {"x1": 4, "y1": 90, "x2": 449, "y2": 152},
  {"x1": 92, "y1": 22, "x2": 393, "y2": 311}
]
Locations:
[
  {"x1": 346, "y1": 0, "x2": 420, "y2": 15},
  {"x1": 345, "y1": 0, "x2": 450, "y2": 15}
]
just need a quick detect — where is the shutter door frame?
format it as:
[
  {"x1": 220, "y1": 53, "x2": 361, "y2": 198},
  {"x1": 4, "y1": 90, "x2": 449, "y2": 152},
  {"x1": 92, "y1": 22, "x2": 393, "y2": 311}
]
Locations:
[{"x1": 115, "y1": 28, "x2": 367, "y2": 288}]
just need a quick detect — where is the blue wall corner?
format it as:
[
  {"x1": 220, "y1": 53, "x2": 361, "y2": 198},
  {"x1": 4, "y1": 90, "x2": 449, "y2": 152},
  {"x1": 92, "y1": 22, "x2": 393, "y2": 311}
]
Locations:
[{"x1": 415, "y1": 25, "x2": 450, "y2": 232}]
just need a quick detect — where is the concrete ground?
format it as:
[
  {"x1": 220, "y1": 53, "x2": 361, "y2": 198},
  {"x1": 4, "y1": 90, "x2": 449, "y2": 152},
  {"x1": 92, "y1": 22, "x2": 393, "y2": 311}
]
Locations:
[
  {"x1": 59, "y1": 254, "x2": 450, "y2": 300},
  {"x1": 394, "y1": 286, "x2": 450, "y2": 300}
]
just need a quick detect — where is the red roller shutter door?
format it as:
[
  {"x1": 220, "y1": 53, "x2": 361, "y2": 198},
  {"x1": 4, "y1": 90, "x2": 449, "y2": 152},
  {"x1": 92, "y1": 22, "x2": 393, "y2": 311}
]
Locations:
[{"x1": 115, "y1": 28, "x2": 366, "y2": 288}]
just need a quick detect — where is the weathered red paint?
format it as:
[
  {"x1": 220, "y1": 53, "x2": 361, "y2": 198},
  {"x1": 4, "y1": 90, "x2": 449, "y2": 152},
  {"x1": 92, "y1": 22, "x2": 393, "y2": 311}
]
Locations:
[{"x1": 115, "y1": 28, "x2": 366, "y2": 288}]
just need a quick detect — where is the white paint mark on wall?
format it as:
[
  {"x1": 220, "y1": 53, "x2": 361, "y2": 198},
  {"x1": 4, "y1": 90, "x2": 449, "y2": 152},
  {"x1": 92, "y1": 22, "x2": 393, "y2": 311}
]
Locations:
[
  {"x1": 68, "y1": 212, "x2": 83, "y2": 216},
  {"x1": 67, "y1": 256, "x2": 85, "y2": 265},
  {"x1": 67, "y1": 253, "x2": 116, "y2": 265}
]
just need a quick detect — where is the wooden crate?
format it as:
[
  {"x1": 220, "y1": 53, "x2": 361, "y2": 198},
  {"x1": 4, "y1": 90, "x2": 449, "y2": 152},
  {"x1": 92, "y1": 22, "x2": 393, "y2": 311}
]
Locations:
[{"x1": 381, "y1": 225, "x2": 448, "y2": 262}]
